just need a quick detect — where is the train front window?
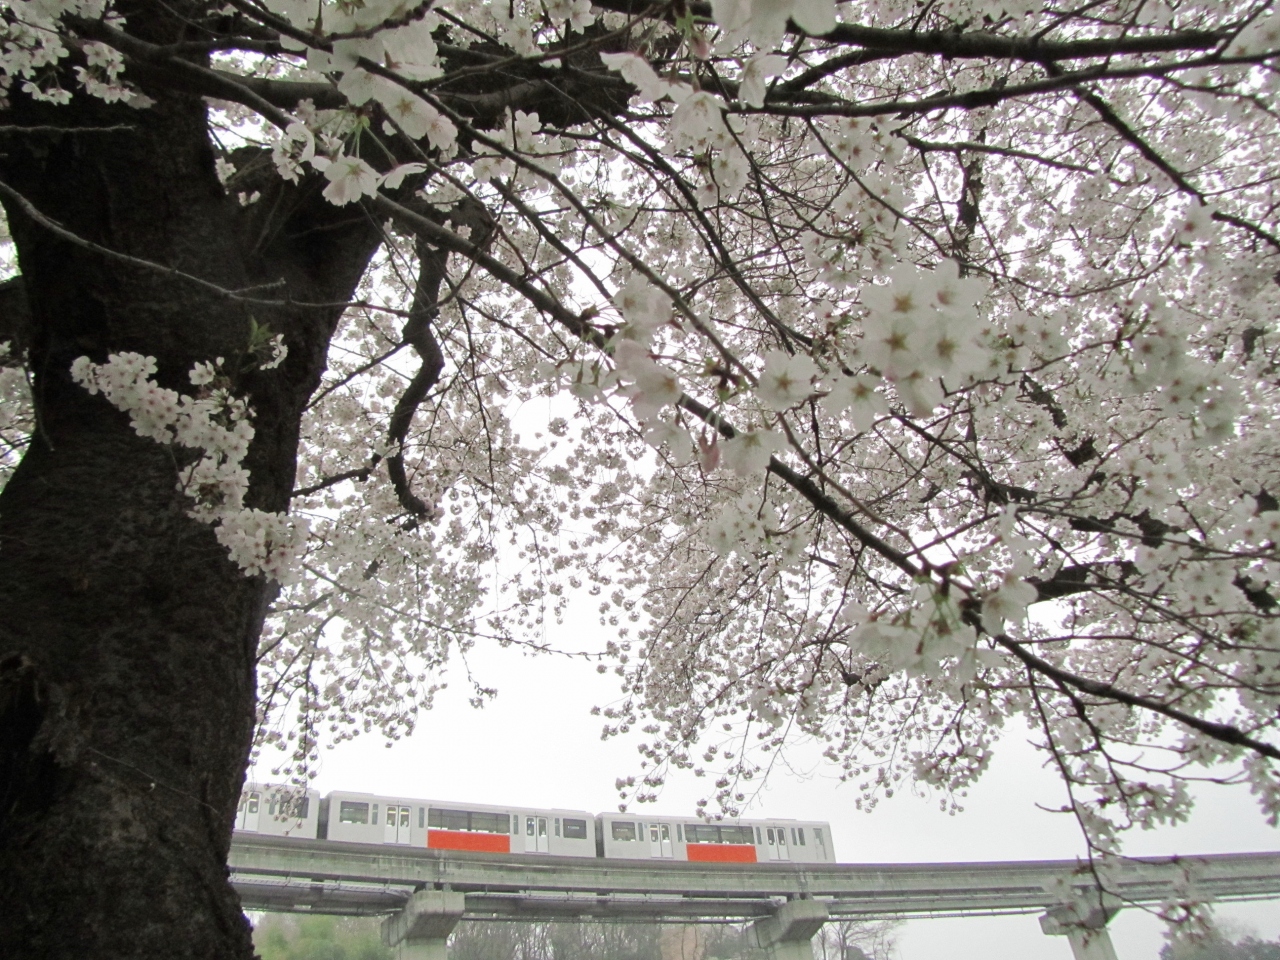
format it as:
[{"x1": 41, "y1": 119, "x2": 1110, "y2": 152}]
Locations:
[{"x1": 339, "y1": 801, "x2": 369, "y2": 824}]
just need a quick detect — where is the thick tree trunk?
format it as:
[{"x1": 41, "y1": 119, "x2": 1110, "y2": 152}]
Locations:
[{"x1": 0, "y1": 38, "x2": 382, "y2": 960}]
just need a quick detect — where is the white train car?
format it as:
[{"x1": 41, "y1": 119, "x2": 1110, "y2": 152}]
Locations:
[
  {"x1": 319, "y1": 791, "x2": 596, "y2": 858},
  {"x1": 599, "y1": 813, "x2": 835, "y2": 864},
  {"x1": 234, "y1": 781, "x2": 320, "y2": 839},
  {"x1": 233, "y1": 784, "x2": 836, "y2": 864}
]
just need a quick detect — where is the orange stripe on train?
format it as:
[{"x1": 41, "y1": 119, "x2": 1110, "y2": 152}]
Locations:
[
  {"x1": 685, "y1": 843, "x2": 757, "y2": 863},
  {"x1": 427, "y1": 830, "x2": 511, "y2": 853}
]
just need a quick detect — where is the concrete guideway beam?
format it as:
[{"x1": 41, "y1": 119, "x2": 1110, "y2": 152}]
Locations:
[
  {"x1": 381, "y1": 890, "x2": 465, "y2": 960},
  {"x1": 749, "y1": 899, "x2": 829, "y2": 960},
  {"x1": 228, "y1": 837, "x2": 1280, "y2": 946}
]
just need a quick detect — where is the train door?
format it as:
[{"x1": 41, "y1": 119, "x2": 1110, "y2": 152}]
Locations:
[
  {"x1": 526, "y1": 816, "x2": 550, "y2": 852},
  {"x1": 384, "y1": 804, "x2": 412, "y2": 844},
  {"x1": 237, "y1": 791, "x2": 261, "y2": 832},
  {"x1": 648, "y1": 823, "x2": 673, "y2": 858},
  {"x1": 765, "y1": 825, "x2": 790, "y2": 861}
]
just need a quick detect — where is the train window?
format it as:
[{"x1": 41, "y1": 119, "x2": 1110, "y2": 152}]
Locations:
[
  {"x1": 472, "y1": 811, "x2": 509, "y2": 834},
  {"x1": 247, "y1": 794, "x2": 259, "y2": 814},
  {"x1": 797, "y1": 827, "x2": 805, "y2": 846},
  {"x1": 526, "y1": 817, "x2": 535, "y2": 836},
  {"x1": 611, "y1": 822, "x2": 637, "y2": 841},
  {"x1": 339, "y1": 801, "x2": 369, "y2": 824},
  {"x1": 676, "y1": 824, "x2": 683, "y2": 842},
  {"x1": 429, "y1": 808, "x2": 509, "y2": 834},
  {"x1": 555, "y1": 818, "x2": 560, "y2": 837},
  {"x1": 766, "y1": 828, "x2": 775, "y2": 844},
  {"x1": 371, "y1": 803, "x2": 379, "y2": 825},
  {"x1": 791, "y1": 828, "x2": 798, "y2": 845},
  {"x1": 430, "y1": 809, "x2": 463, "y2": 830},
  {"x1": 563, "y1": 818, "x2": 588, "y2": 839},
  {"x1": 419, "y1": 807, "x2": 425, "y2": 828},
  {"x1": 814, "y1": 828, "x2": 826, "y2": 857},
  {"x1": 756, "y1": 827, "x2": 762, "y2": 844},
  {"x1": 511, "y1": 815, "x2": 518, "y2": 834},
  {"x1": 683, "y1": 824, "x2": 753, "y2": 844}
]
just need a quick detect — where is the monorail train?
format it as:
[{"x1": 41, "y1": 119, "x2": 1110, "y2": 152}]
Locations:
[{"x1": 235, "y1": 783, "x2": 836, "y2": 864}]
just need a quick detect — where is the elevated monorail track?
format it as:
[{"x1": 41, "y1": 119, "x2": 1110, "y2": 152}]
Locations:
[{"x1": 230, "y1": 835, "x2": 1280, "y2": 921}]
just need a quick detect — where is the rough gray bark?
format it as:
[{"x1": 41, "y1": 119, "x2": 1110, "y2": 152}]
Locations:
[{"x1": 0, "y1": 21, "x2": 383, "y2": 960}]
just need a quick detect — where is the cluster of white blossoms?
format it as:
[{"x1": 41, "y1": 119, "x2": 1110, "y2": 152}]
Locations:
[
  {"x1": 1127, "y1": 316, "x2": 1240, "y2": 439},
  {"x1": 338, "y1": 69, "x2": 459, "y2": 152},
  {"x1": 2, "y1": 4, "x2": 153, "y2": 105},
  {"x1": 710, "y1": 0, "x2": 835, "y2": 50},
  {"x1": 270, "y1": 112, "x2": 436, "y2": 206},
  {"x1": 70, "y1": 353, "x2": 307, "y2": 583},
  {"x1": 471, "y1": 109, "x2": 566, "y2": 182},
  {"x1": 840, "y1": 260, "x2": 990, "y2": 417}
]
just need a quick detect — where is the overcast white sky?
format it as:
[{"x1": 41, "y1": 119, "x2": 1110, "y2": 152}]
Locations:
[{"x1": 252, "y1": 599, "x2": 1280, "y2": 960}]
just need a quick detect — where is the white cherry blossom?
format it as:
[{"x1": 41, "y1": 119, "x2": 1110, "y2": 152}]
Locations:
[{"x1": 321, "y1": 155, "x2": 381, "y2": 206}]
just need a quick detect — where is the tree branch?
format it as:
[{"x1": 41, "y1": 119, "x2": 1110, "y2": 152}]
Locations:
[
  {"x1": 588, "y1": 0, "x2": 1228, "y2": 60},
  {"x1": 996, "y1": 635, "x2": 1280, "y2": 762}
]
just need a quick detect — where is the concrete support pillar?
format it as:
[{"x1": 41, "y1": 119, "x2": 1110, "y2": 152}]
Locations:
[
  {"x1": 381, "y1": 890, "x2": 466, "y2": 960},
  {"x1": 1040, "y1": 896, "x2": 1120, "y2": 960},
  {"x1": 748, "y1": 899, "x2": 829, "y2": 960}
]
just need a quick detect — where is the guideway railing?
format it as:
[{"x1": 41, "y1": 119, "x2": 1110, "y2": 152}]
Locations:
[{"x1": 229, "y1": 836, "x2": 1280, "y2": 960}]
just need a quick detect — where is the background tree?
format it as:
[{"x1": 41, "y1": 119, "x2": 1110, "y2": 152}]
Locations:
[
  {"x1": 253, "y1": 915, "x2": 393, "y2": 960},
  {"x1": 249, "y1": 917, "x2": 897, "y2": 960},
  {"x1": 1, "y1": 0, "x2": 1279, "y2": 958},
  {"x1": 1160, "y1": 928, "x2": 1280, "y2": 960}
]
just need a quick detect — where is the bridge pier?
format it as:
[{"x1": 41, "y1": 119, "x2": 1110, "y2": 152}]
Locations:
[
  {"x1": 1039, "y1": 895, "x2": 1120, "y2": 960},
  {"x1": 748, "y1": 898, "x2": 829, "y2": 960},
  {"x1": 381, "y1": 890, "x2": 466, "y2": 960}
]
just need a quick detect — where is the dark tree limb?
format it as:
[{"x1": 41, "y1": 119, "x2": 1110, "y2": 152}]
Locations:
[
  {"x1": 587, "y1": 0, "x2": 1229, "y2": 60},
  {"x1": 385, "y1": 199, "x2": 496, "y2": 524},
  {"x1": 996, "y1": 636, "x2": 1280, "y2": 762},
  {"x1": 0, "y1": 277, "x2": 30, "y2": 365}
]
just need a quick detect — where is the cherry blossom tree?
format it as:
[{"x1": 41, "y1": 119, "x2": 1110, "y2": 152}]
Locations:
[{"x1": 1, "y1": 0, "x2": 1279, "y2": 956}]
